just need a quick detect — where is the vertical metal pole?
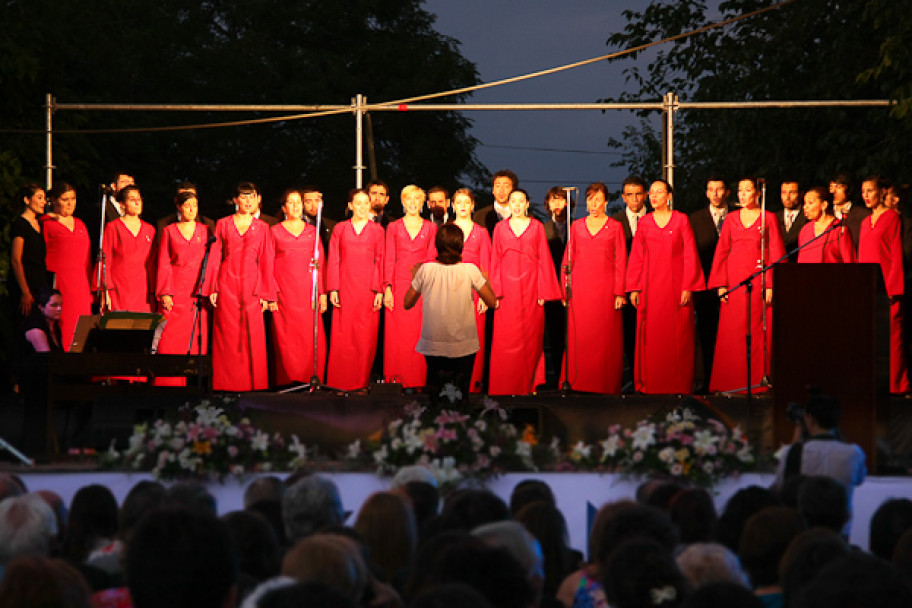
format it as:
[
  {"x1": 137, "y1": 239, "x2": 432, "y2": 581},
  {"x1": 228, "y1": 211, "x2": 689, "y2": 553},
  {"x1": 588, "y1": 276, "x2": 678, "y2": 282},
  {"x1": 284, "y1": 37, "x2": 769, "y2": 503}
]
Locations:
[
  {"x1": 353, "y1": 94, "x2": 365, "y2": 188},
  {"x1": 45, "y1": 94, "x2": 55, "y2": 190},
  {"x1": 663, "y1": 92, "x2": 676, "y2": 194}
]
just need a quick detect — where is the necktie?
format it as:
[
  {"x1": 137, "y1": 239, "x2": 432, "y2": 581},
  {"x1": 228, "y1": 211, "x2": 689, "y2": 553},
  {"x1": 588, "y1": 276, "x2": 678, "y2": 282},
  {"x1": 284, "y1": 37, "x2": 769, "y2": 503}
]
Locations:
[
  {"x1": 785, "y1": 212, "x2": 793, "y2": 232},
  {"x1": 716, "y1": 213, "x2": 724, "y2": 233}
]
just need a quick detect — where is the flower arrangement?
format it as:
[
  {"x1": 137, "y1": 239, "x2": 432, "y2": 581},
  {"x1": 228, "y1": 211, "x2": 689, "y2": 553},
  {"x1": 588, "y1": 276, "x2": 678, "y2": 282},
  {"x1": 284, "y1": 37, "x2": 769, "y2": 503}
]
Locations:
[
  {"x1": 567, "y1": 407, "x2": 756, "y2": 486},
  {"x1": 100, "y1": 396, "x2": 310, "y2": 481},
  {"x1": 347, "y1": 397, "x2": 552, "y2": 488}
]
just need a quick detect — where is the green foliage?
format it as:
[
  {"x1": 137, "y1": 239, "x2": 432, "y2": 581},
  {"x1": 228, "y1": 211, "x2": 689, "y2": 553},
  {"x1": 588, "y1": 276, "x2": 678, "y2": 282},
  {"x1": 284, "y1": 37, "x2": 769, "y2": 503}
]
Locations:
[{"x1": 603, "y1": 0, "x2": 912, "y2": 209}]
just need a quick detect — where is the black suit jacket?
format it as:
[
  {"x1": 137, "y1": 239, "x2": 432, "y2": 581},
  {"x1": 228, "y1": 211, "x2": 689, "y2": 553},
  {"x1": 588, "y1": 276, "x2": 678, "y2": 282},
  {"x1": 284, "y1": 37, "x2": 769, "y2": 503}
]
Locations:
[
  {"x1": 690, "y1": 207, "x2": 723, "y2": 279},
  {"x1": 611, "y1": 209, "x2": 636, "y2": 256},
  {"x1": 776, "y1": 209, "x2": 808, "y2": 262},
  {"x1": 473, "y1": 205, "x2": 501, "y2": 238},
  {"x1": 841, "y1": 204, "x2": 871, "y2": 252},
  {"x1": 543, "y1": 219, "x2": 567, "y2": 278},
  {"x1": 305, "y1": 215, "x2": 336, "y2": 252},
  {"x1": 104, "y1": 198, "x2": 123, "y2": 223}
]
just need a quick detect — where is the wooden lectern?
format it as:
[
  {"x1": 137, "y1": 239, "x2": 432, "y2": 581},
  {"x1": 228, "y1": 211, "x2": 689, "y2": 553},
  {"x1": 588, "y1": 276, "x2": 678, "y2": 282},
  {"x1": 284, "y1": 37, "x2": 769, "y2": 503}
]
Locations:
[{"x1": 772, "y1": 263, "x2": 887, "y2": 470}]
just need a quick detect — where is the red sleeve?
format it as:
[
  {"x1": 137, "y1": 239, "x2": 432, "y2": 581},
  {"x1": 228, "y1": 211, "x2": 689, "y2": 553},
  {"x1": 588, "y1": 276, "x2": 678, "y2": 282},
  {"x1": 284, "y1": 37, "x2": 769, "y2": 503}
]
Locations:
[
  {"x1": 626, "y1": 222, "x2": 646, "y2": 293},
  {"x1": 94, "y1": 221, "x2": 117, "y2": 293},
  {"x1": 255, "y1": 222, "x2": 277, "y2": 301},
  {"x1": 327, "y1": 222, "x2": 342, "y2": 292},
  {"x1": 490, "y1": 223, "x2": 504, "y2": 298},
  {"x1": 155, "y1": 225, "x2": 173, "y2": 298},
  {"x1": 206, "y1": 221, "x2": 223, "y2": 296},
  {"x1": 884, "y1": 211, "x2": 904, "y2": 296},
  {"x1": 839, "y1": 224, "x2": 856, "y2": 263},
  {"x1": 383, "y1": 221, "x2": 397, "y2": 289},
  {"x1": 708, "y1": 215, "x2": 732, "y2": 290},
  {"x1": 679, "y1": 213, "x2": 705, "y2": 291},
  {"x1": 426, "y1": 221, "x2": 438, "y2": 262},
  {"x1": 764, "y1": 211, "x2": 786, "y2": 289},
  {"x1": 534, "y1": 221, "x2": 561, "y2": 301},
  {"x1": 371, "y1": 224, "x2": 385, "y2": 293},
  {"x1": 478, "y1": 226, "x2": 492, "y2": 275}
]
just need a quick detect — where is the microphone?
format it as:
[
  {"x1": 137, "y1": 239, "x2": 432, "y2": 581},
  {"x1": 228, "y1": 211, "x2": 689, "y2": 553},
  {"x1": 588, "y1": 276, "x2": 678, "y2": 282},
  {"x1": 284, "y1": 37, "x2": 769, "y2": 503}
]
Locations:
[
  {"x1": 100, "y1": 184, "x2": 114, "y2": 195},
  {"x1": 757, "y1": 178, "x2": 766, "y2": 187},
  {"x1": 206, "y1": 235, "x2": 217, "y2": 246}
]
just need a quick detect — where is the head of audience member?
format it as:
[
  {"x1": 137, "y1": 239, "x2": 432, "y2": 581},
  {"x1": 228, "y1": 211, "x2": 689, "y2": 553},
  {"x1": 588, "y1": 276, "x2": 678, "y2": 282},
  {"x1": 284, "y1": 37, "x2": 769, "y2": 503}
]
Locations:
[
  {"x1": 409, "y1": 582, "x2": 494, "y2": 608},
  {"x1": 367, "y1": 179, "x2": 390, "y2": 214},
  {"x1": 126, "y1": 507, "x2": 237, "y2": 608},
  {"x1": 679, "y1": 581, "x2": 763, "y2": 608},
  {"x1": 161, "y1": 481, "x2": 217, "y2": 516},
  {"x1": 643, "y1": 481, "x2": 685, "y2": 512},
  {"x1": 221, "y1": 510, "x2": 281, "y2": 583},
  {"x1": 0, "y1": 556, "x2": 93, "y2": 608},
  {"x1": 544, "y1": 185, "x2": 574, "y2": 222},
  {"x1": 892, "y1": 527, "x2": 912, "y2": 582},
  {"x1": 403, "y1": 529, "x2": 471, "y2": 601},
  {"x1": 244, "y1": 476, "x2": 286, "y2": 509},
  {"x1": 803, "y1": 391, "x2": 841, "y2": 434},
  {"x1": 621, "y1": 176, "x2": 648, "y2": 214},
  {"x1": 861, "y1": 174, "x2": 889, "y2": 210},
  {"x1": 777, "y1": 473, "x2": 807, "y2": 508},
  {"x1": 111, "y1": 172, "x2": 135, "y2": 195},
  {"x1": 513, "y1": 501, "x2": 574, "y2": 598},
  {"x1": 233, "y1": 181, "x2": 261, "y2": 216},
  {"x1": 473, "y1": 520, "x2": 545, "y2": 602},
  {"x1": 591, "y1": 502, "x2": 679, "y2": 571},
  {"x1": 586, "y1": 499, "x2": 636, "y2": 563},
  {"x1": 422, "y1": 537, "x2": 536, "y2": 608},
  {"x1": 116, "y1": 185, "x2": 143, "y2": 217},
  {"x1": 737, "y1": 506, "x2": 805, "y2": 589},
  {"x1": 829, "y1": 172, "x2": 853, "y2": 206},
  {"x1": 301, "y1": 186, "x2": 324, "y2": 220},
  {"x1": 715, "y1": 486, "x2": 781, "y2": 553},
  {"x1": 401, "y1": 184, "x2": 426, "y2": 218},
  {"x1": 282, "y1": 475, "x2": 345, "y2": 543},
  {"x1": 584, "y1": 182, "x2": 609, "y2": 218},
  {"x1": 435, "y1": 489, "x2": 509, "y2": 533},
  {"x1": 780, "y1": 180, "x2": 802, "y2": 210},
  {"x1": 0, "y1": 494, "x2": 58, "y2": 565},
  {"x1": 778, "y1": 527, "x2": 849, "y2": 608},
  {"x1": 62, "y1": 484, "x2": 119, "y2": 563},
  {"x1": 174, "y1": 191, "x2": 199, "y2": 223},
  {"x1": 796, "y1": 476, "x2": 849, "y2": 533},
  {"x1": 0, "y1": 474, "x2": 25, "y2": 501},
  {"x1": 705, "y1": 176, "x2": 729, "y2": 209},
  {"x1": 509, "y1": 479, "x2": 556, "y2": 517},
  {"x1": 602, "y1": 538, "x2": 689, "y2": 608},
  {"x1": 669, "y1": 488, "x2": 718, "y2": 545},
  {"x1": 395, "y1": 481, "x2": 440, "y2": 534},
  {"x1": 492, "y1": 170, "x2": 519, "y2": 205},
  {"x1": 353, "y1": 491, "x2": 418, "y2": 584},
  {"x1": 791, "y1": 552, "x2": 912, "y2": 608},
  {"x1": 870, "y1": 498, "x2": 912, "y2": 560},
  {"x1": 427, "y1": 186, "x2": 450, "y2": 221},
  {"x1": 256, "y1": 580, "x2": 358, "y2": 608},
  {"x1": 281, "y1": 533, "x2": 369, "y2": 603},
  {"x1": 118, "y1": 480, "x2": 165, "y2": 543},
  {"x1": 803, "y1": 186, "x2": 833, "y2": 222},
  {"x1": 675, "y1": 542, "x2": 749, "y2": 590},
  {"x1": 34, "y1": 490, "x2": 68, "y2": 546},
  {"x1": 49, "y1": 182, "x2": 77, "y2": 218}
]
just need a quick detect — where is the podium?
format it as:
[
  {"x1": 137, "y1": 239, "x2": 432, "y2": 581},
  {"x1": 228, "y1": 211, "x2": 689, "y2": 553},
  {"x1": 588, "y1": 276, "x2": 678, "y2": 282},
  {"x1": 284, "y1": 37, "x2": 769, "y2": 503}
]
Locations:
[{"x1": 772, "y1": 263, "x2": 888, "y2": 469}]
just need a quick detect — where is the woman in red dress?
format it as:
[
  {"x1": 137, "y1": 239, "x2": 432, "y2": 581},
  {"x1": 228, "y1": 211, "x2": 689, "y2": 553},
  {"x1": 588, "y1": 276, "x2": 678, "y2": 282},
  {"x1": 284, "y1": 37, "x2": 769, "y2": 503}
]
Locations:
[
  {"x1": 208, "y1": 182, "x2": 276, "y2": 392},
  {"x1": 858, "y1": 176, "x2": 909, "y2": 394},
  {"x1": 99, "y1": 185, "x2": 155, "y2": 312},
  {"x1": 383, "y1": 185, "x2": 437, "y2": 388},
  {"x1": 489, "y1": 188, "x2": 561, "y2": 395},
  {"x1": 271, "y1": 189, "x2": 327, "y2": 385},
  {"x1": 156, "y1": 191, "x2": 213, "y2": 357},
  {"x1": 797, "y1": 186, "x2": 855, "y2": 264},
  {"x1": 708, "y1": 177, "x2": 785, "y2": 393},
  {"x1": 560, "y1": 182, "x2": 627, "y2": 394},
  {"x1": 627, "y1": 180, "x2": 704, "y2": 394},
  {"x1": 326, "y1": 189, "x2": 385, "y2": 392},
  {"x1": 451, "y1": 188, "x2": 491, "y2": 393},
  {"x1": 43, "y1": 183, "x2": 92, "y2": 349}
]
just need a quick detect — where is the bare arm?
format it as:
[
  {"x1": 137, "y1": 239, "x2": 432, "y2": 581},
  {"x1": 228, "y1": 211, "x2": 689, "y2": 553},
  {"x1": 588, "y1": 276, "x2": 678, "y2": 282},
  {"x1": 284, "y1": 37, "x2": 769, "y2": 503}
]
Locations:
[
  {"x1": 25, "y1": 328, "x2": 51, "y2": 352},
  {"x1": 403, "y1": 286, "x2": 420, "y2": 310},
  {"x1": 476, "y1": 281, "x2": 497, "y2": 309}
]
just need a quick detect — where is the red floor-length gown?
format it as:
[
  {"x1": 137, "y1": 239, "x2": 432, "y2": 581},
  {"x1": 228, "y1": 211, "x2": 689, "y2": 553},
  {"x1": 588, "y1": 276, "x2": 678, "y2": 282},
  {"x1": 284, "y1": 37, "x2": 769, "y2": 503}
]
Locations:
[
  {"x1": 101, "y1": 218, "x2": 156, "y2": 312},
  {"x1": 797, "y1": 221, "x2": 856, "y2": 263},
  {"x1": 156, "y1": 222, "x2": 212, "y2": 355},
  {"x1": 560, "y1": 217, "x2": 627, "y2": 394},
  {"x1": 489, "y1": 219, "x2": 561, "y2": 395},
  {"x1": 708, "y1": 211, "x2": 785, "y2": 393},
  {"x1": 858, "y1": 209, "x2": 909, "y2": 394},
  {"x1": 42, "y1": 216, "x2": 92, "y2": 349},
  {"x1": 383, "y1": 219, "x2": 437, "y2": 387},
  {"x1": 627, "y1": 212, "x2": 705, "y2": 394},
  {"x1": 209, "y1": 217, "x2": 276, "y2": 392},
  {"x1": 461, "y1": 223, "x2": 492, "y2": 393},
  {"x1": 271, "y1": 222, "x2": 327, "y2": 385},
  {"x1": 326, "y1": 220, "x2": 385, "y2": 391}
]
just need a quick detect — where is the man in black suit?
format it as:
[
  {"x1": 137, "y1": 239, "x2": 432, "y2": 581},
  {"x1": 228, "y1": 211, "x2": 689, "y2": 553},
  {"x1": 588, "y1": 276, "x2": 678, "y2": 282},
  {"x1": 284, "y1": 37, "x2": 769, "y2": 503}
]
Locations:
[
  {"x1": 776, "y1": 180, "x2": 808, "y2": 262},
  {"x1": 302, "y1": 186, "x2": 336, "y2": 250},
  {"x1": 473, "y1": 169, "x2": 518, "y2": 237},
  {"x1": 689, "y1": 176, "x2": 734, "y2": 393},
  {"x1": 611, "y1": 175, "x2": 648, "y2": 390},
  {"x1": 103, "y1": 171, "x2": 135, "y2": 223},
  {"x1": 367, "y1": 179, "x2": 396, "y2": 228},
  {"x1": 830, "y1": 172, "x2": 870, "y2": 251},
  {"x1": 426, "y1": 186, "x2": 450, "y2": 226},
  {"x1": 543, "y1": 186, "x2": 572, "y2": 388}
]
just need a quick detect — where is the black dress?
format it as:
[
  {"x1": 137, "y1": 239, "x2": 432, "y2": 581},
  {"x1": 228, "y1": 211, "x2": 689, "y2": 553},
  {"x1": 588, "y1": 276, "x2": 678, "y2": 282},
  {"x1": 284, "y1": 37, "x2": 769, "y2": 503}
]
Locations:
[
  {"x1": 17, "y1": 311, "x2": 63, "y2": 462},
  {"x1": 9, "y1": 215, "x2": 51, "y2": 314}
]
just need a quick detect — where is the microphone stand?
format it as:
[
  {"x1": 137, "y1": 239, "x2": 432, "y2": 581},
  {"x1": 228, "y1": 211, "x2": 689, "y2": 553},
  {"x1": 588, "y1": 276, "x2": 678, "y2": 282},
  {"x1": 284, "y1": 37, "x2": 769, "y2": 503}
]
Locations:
[
  {"x1": 95, "y1": 186, "x2": 111, "y2": 315},
  {"x1": 560, "y1": 187, "x2": 576, "y2": 394},
  {"x1": 759, "y1": 181, "x2": 769, "y2": 386},
  {"x1": 188, "y1": 232, "x2": 217, "y2": 395}
]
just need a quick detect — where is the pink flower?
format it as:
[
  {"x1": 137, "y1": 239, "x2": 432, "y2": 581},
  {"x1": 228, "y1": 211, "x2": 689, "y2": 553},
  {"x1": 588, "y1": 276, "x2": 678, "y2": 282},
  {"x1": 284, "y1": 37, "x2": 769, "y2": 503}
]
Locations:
[
  {"x1": 203, "y1": 427, "x2": 219, "y2": 441},
  {"x1": 436, "y1": 428, "x2": 458, "y2": 443},
  {"x1": 186, "y1": 424, "x2": 201, "y2": 441},
  {"x1": 227, "y1": 446, "x2": 239, "y2": 458},
  {"x1": 680, "y1": 435, "x2": 694, "y2": 445}
]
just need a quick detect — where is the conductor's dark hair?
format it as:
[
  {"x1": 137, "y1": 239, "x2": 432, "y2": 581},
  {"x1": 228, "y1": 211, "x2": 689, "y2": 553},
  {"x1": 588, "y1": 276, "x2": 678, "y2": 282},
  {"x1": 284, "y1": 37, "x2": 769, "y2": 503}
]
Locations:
[{"x1": 436, "y1": 223, "x2": 464, "y2": 265}]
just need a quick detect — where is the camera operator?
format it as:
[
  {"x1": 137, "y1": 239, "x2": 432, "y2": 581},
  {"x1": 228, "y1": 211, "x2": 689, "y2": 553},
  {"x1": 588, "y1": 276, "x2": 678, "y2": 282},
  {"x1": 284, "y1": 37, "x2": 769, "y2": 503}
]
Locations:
[{"x1": 773, "y1": 390, "x2": 867, "y2": 536}]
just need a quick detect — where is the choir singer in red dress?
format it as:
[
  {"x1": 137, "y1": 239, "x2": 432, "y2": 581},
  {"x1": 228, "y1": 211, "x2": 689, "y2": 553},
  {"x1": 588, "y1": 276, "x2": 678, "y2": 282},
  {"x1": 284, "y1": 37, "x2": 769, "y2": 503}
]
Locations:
[
  {"x1": 208, "y1": 182, "x2": 276, "y2": 392},
  {"x1": 99, "y1": 185, "x2": 156, "y2": 312},
  {"x1": 560, "y1": 182, "x2": 627, "y2": 394},
  {"x1": 797, "y1": 186, "x2": 855, "y2": 264},
  {"x1": 326, "y1": 189, "x2": 385, "y2": 392},
  {"x1": 858, "y1": 176, "x2": 909, "y2": 394},
  {"x1": 488, "y1": 188, "x2": 561, "y2": 395},
  {"x1": 627, "y1": 180, "x2": 704, "y2": 394}
]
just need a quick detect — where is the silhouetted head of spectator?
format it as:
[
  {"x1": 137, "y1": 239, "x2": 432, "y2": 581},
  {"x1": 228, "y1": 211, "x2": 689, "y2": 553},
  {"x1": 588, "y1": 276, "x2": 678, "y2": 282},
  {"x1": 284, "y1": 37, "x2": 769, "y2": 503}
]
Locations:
[
  {"x1": 0, "y1": 494, "x2": 58, "y2": 564},
  {"x1": 777, "y1": 473, "x2": 807, "y2": 508},
  {"x1": 796, "y1": 476, "x2": 849, "y2": 533},
  {"x1": 473, "y1": 520, "x2": 545, "y2": 602},
  {"x1": 62, "y1": 484, "x2": 118, "y2": 562},
  {"x1": 403, "y1": 529, "x2": 471, "y2": 601},
  {"x1": 246, "y1": 498, "x2": 288, "y2": 549},
  {"x1": 670, "y1": 488, "x2": 718, "y2": 545},
  {"x1": 679, "y1": 581, "x2": 763, "y2": 608},
  {"x1": 592, "y1": 503, "x2": 679, "y2": 569},
  {"x1": 409, "y1": 582, "x2": 494, "y2": 608},
  {"x1": 282, "y1": 476, "x2": 345, "y2": 542},
  {"x1": 715, "y1": 486, "x2": 781, "y2": 552},
  {"x1": 644, "y1": 482, "x2": 686, "y2": 512},
  {"x1": 675, "y1": 542, "x2": 749, "y2": 590},
  {"x1": 514, "y1": 500, "x2": 575, "y2": 597},
  {"x1": 791, "y1": 552, "x2": 912, "y2": 608},
  {"x1": 243, "y1": 475, "x2": 285, "y2": 509},
  {"x1": 221, "y1": 510, "x2": 281, "y2": 582},
  {"x1": 281, "y1": 533, "x2": 369, "y2": 603},
  {"x1": 0, "y1": 556, "x2": 92, "y2": 608},
  {"x1": 119, "y1": 480, "x2": 165, "y2": 542},
  {"x1": 436, "y1": 489, "x2": 509, "y2": 532},
  {"x1": 353, "y1": 491, "x2": 418, "y2": 584},
  {"x1": 126, "y1": 508, "x2": 237, "y2": 608},
  {"x1": 778, "y1": 528, "x2": 849, "y2": 607},
  {"x1": 892, "y1": 527, "x2": 912, "y2": 581},
  {"x1": 257, "y1": 580, "x2": 358, "y2": 608},
  {"x1": 34, "y1": 490, "x2": 68, "y2": 546},
  {"x1": 587, "y1": 500, "x2": 637, "y2": 563},
  {"x1": 396, "y1": 481, "x2": 440, "y2": 531},
  {"x1": 0, "y1": 473, "x2": 26, "y2": 501},
  {"x1": 161, "y1": 481, "x2": 217, "y2": 516},
  {"x1": 602, "y1": 538, "x2": 689, "y2": 608},
  {"x1": 738, "y1": 506, "x2": 805, "y2": 588},
  {"x1": 870, "y1": 498, "x2": 912, "y2": 560},
  {"x1": 509, "y1": 479, "x2": 556, "y2": 516}
]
